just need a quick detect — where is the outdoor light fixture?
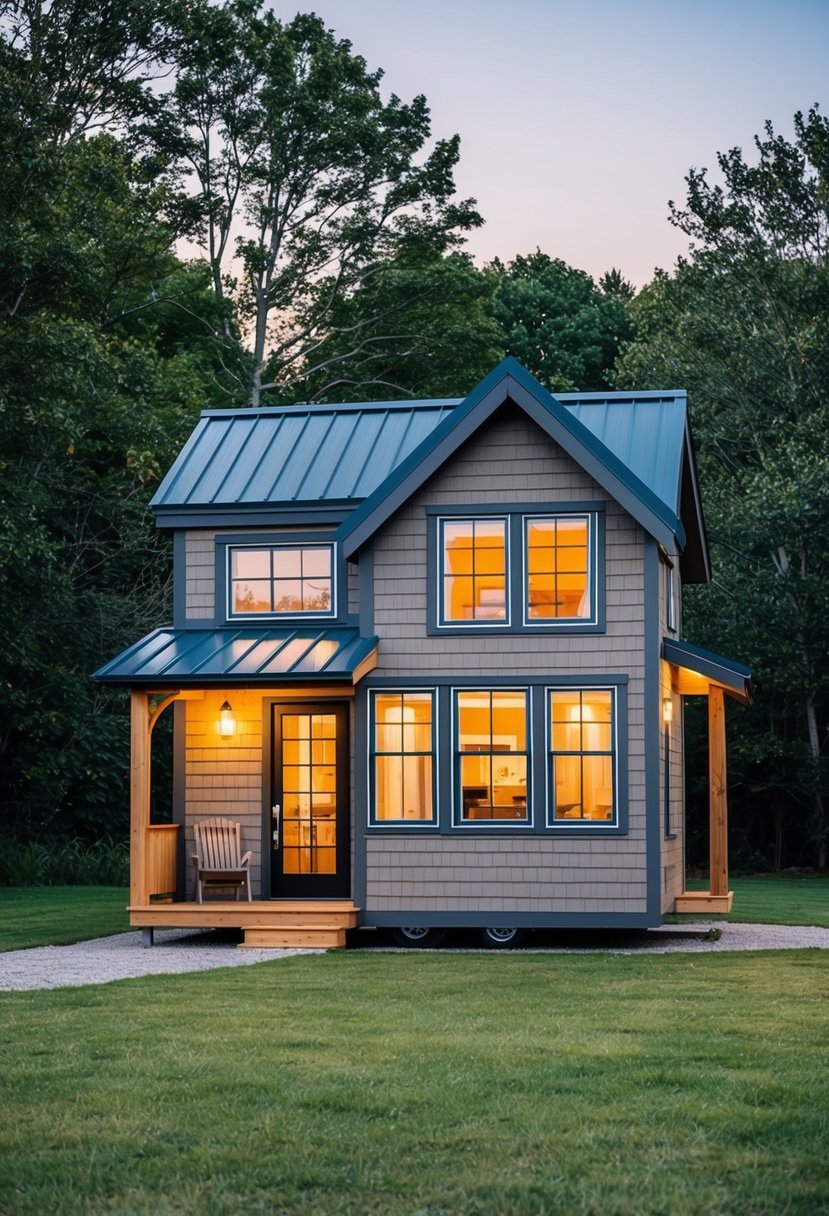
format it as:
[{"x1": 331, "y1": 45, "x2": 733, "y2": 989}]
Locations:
[
  {"x1": 662, "y1": 696, "x2": 674, "y2": 725},
  {"x1": 219, "y1": 700, "x2": 235, "y2": 737}
]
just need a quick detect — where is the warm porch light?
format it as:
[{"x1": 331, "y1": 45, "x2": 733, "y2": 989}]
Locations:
[
  {"x1": 219, "y1": 700, "x2": 235, "y2": 737},
  {"x1": 662, "y1": 696, "x2": 674, "y2": 724}
]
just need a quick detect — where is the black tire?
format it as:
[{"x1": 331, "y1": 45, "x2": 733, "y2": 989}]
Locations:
[
  {"x1": 479, "y1": 926, "x2": 523, "y2": 949},
  {"x1": 390, "y1": 926, "x2": 446, "y2": 948}
]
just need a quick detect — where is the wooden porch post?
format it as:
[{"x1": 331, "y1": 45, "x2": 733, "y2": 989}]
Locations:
[
  {"x1": 130, "y1": 689, "x2": 151, "y2": 906},
  {"x1": 708, "y1": 684, "x2": 729, "y2": 898}
]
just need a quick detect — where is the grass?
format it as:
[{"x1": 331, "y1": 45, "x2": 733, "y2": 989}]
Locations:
[
  {"x1": 681, "y1": 874, "x2": 829, "y2": 927},
  {"x1": 1, "y1": 950, "x2": 828, "y2": 1215},
  {"x1": 0, "y1": 886, "x2": 128, "y2": 951}
]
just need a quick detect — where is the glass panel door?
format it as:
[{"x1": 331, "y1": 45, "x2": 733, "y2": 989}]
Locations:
[{"x1": 271, "y1": 703, "x2": 349, "y2": 898}]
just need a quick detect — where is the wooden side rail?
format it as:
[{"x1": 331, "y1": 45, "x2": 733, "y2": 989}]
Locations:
[{"x1": 145, "y1": 824, "x2": 179, "y2": 899}]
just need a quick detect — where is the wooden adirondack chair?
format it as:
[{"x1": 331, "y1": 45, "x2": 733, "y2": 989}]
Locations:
[{"x1": 192, "y1": 817, "x2": 253, "y2": 903}]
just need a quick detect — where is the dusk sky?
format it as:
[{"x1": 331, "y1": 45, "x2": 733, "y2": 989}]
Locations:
[{"x1": 284, "y1": 1, "x2": 829, "y2": 286}]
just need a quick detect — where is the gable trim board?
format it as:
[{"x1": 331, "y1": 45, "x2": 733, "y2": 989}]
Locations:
[{"x1": 338, "y1": 359, "x2": 705, "y2": 579}]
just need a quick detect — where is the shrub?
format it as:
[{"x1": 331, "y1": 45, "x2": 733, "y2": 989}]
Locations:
[{"x1": 0, "y1": 838, "x2": 128, "y2": 886}]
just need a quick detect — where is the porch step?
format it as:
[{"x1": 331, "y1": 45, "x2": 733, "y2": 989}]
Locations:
[
  {"x1": 241, "y1": 925, "x2": 347, "y2": 949},
  {"x1": 673, "y1": 891, "x2": 733, "y2": 914}
]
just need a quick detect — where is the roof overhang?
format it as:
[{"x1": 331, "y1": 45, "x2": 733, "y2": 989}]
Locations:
[
  {"x1": 663, "y1": 638, "x2": 752, "y2": 705},
  {"x1": 93, "y1": 627, "x2": 379, "y2": 687},
  {"x1": 338, "y1": 358, "x2": 685, "y2": 560}
]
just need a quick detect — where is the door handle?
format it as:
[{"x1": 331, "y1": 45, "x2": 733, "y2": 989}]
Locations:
[{"x1": 272, "y1": 804, "x2": 280, "y2": 848}]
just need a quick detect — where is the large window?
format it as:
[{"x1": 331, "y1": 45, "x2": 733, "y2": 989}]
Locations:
[
  {"x1": 456, "y1": 689, "x2": 529, "y2": 823},
  {"x1": 440, "y1": 518, "x2": 507, "y2": 623},
  {"x1": 229, "y1": 544, "x2": 334, "y2": 618},
  {"x1": 433, "y1": 509, "x2": 599, "y2": 632},
  {"x1": 549, "y1": 688, "x2": 616, "y2": 825},
  {"x1": 371, "y1": 691, "x2": 435, "y2": 823}
]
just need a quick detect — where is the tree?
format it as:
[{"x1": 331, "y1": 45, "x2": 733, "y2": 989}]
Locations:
[
  {"x1": 491, "y1": 251, "x2": 634, "y2": 392},
  {"x1": 0, "y1": 129, "x2": 228, "y2": 844},
  {"x1": 615, "y1": 106, "x2": 829, "y2": 868},
  {"x1": 297, "y1": 250, "x2": 505, "y2": 402},
  {"x1": 152, "y1": 2, "x2": 481, "y2": 406}
]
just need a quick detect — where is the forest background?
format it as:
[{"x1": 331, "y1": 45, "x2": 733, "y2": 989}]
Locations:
[{"x1": 2, "y1": 0, "x2": 828, "y2": 874}]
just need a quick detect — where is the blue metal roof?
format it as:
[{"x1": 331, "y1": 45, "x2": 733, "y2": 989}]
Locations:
[
  {"x1": 558, "y1": 391, "x2": 688, "y2": 526},
  {"x1": 151, "y1": 399, "x2": 457, "y2": 512},
  {"x1": 150, "y1": 359, "x2": 706, "y2": 579},
  {"x1": 93, "y1": 627, "x2": 378, "y2": 686}
]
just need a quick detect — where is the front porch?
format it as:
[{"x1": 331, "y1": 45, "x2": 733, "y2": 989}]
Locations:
[
  {"x1": 129, "y1": 899, "x2": 360, "y2": 948},
  {"x1": 664, "y1": 639, "x2": 753, "y2": 914}
]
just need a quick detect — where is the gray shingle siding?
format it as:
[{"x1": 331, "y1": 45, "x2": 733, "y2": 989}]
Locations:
[{"x1": 365, "y1": 407, "x2": 653, "y2": 919}]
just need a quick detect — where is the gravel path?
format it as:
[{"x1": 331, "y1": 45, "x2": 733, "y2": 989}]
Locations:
[{"x1": 1, "y1": 921, "x2": 827, "y2": 992}]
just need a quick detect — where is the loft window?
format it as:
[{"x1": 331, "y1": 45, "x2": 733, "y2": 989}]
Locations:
[
  {"x1": 432, "y1": 508, "x2": 600, "y2": 632},
  {"x1": 549, "y1": 688, "x2": 616, "y2": 826},
  {"x1": 525, "y1": 515, "x2": 592, "y2": 622},
  {"x1": 455, "y1": 689, "x2": 529, "y2": 824},
  {"x1": 229, "y1": 544, "x2": 334, "y2": 617},
  {"x1": 440, "y1": 518, "x2": 507, "y2": 624},
  {"x1": 370, "y1": 691, "x2": 435, "y2": 824}
]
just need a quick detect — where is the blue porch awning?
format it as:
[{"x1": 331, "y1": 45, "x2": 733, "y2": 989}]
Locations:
[
  {"x1": 93, "y1": 626, "x2": 379, "y2": 687},
  {"x1": 662, "y1": 638, "x2": 752, "y2": 704}
]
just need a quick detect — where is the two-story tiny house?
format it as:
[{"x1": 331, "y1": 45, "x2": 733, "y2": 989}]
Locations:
[{"x1": 95, "y1": 359, "x2": 751, "y2": 947}]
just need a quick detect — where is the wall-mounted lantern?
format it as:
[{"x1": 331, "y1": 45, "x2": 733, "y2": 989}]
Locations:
[
  {"x1": 219, "y1": 700, "x2": 235, "y2": 737},
  {"x1": 662, "y1": 696, "x2": 674, "y2": 725}
]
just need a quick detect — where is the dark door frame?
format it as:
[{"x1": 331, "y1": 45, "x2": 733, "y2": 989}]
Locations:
[{"x1": 264, "y1": 699, "x2": 351, "y2": 899}]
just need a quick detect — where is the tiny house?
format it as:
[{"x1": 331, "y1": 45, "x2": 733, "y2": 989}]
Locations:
[{"x1": 95, "y1": 359, "x2": 751, "y2": 947}]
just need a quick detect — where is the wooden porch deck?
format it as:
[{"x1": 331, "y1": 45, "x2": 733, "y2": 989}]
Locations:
[{"x1": 129, "y1": 900, "x2": 360, "y2": 949}]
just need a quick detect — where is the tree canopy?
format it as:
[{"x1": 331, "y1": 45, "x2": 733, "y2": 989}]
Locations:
[{"x1": 616, "y1": 106, "x2": 829, "y2": 867}]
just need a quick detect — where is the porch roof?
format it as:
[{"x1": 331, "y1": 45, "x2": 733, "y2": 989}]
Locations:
[
  {"x1": 93, "y1": 626, "x2": 379, "y2": 686},
  {"x1": 663, "y1": 638, "x2": 753, "y2": 704}
]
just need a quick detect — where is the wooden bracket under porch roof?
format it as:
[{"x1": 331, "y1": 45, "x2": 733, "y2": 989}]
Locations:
[{"x1": 663, "y1": 639, "x2": 752, "y2": 915}]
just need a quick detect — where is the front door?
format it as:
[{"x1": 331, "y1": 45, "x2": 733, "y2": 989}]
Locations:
[{"x1": 270, "y1": 703, "x2": 350, "y2": 898}]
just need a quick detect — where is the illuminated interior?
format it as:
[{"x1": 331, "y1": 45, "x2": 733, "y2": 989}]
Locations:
[
  {"x1": 281, "y1": 713, "x2": 337, "y2": 873},
  {"x1": 550, "y1": 689, "x2": 614, "y2": 821},
  {"x1": 442, "y1": 520, "x2": 506, "y2": 621},
  {"x1": 526, "y1": 516, "x2": 589, "y2": 619},
  {"x1": 373, "y1": 692, "x2": 433, "y2": 821},
  {"x1": 231, "y1": 546, "x2": 332, "y2": 614},
  {"x1": 457, "y1": 690, "x2": 528, "y2": 820}
]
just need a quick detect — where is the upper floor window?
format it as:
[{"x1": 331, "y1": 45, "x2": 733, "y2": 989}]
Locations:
[
  {"x1": 441, "y1": 518, "x2": 508, "y2": 623},
  {"x1": 229, "y1": 544, "x2": 335, "y2": 618},
  {"x1": 433, "y1": 507, "x2": 601, "y2": 632},
  {"x1": 525, "y1": 514, "x2": 591, "y2": 622}
]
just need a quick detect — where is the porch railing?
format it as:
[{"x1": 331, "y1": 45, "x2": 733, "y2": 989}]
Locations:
[{"x1": 145, "y1": 824, "x2": 179, "y2": 900}]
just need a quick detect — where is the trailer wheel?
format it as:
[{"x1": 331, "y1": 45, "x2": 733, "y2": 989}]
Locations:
[
  {"x1": 479, "y1": 926, "x2": 522, "y2": 948},
  {"x1": 390, "y1": 926, "x2": 446, "y2": 948}
]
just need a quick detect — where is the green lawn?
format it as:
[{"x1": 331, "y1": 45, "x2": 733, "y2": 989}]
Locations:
[
  {"x1": 683, "y1": 874, "x2": 829, "y2": 927},
  {"x1": 0, "y1": 886, "x2": 129, "y2": 951},
  {"x1": 1, "y1": 951, "x2": 827, "y2": 1215}
]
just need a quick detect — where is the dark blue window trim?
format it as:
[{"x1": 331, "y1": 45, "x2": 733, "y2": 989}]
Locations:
[
  {"x1": 367, "y1": 688, "x2": 438, "y2": 828},
  {"x1": 545, "y1": 684, "x2": 626, "y2": 832},
  {"x1": 426, "y1": 502, "x2": 605, "y2": 636},
  {"x1": 214, "y1": 532, "x2": 347, "y2": 626},
  {"x1": 362, "y1": 674, "x2": 629, "y2": 838}
]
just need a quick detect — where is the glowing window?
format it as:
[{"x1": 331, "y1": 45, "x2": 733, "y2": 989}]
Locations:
[
  {"x1": 441, "y1": 519, "x2": 507, "y2": 622},
  {"x1": 549, "y1": 689, "x2": 615, "y2": 825},
  {"x1": 526, "y1": 515, "x2": 591, "y2": 620},
  {"x1": 371, "y1": 692, "x2": 435, "y2": 823},
  {"x1": 456, "y1": 690, "x2": 529, "y2": 823},
  {"x1": 229, "y1": 545, "x2": 334, "y2": 616}
]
